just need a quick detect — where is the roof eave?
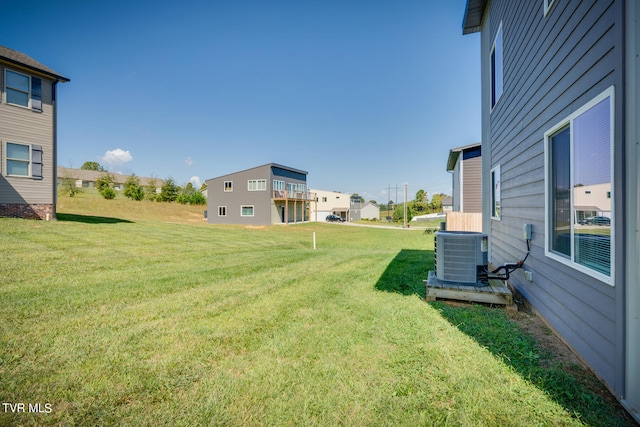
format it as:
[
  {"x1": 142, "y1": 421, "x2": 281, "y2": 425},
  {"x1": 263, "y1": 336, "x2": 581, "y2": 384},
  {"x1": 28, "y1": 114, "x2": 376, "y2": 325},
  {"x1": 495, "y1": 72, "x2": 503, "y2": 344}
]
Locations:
[{"x1": 462, "y1": 0, "x2": 488, "y2": 35}]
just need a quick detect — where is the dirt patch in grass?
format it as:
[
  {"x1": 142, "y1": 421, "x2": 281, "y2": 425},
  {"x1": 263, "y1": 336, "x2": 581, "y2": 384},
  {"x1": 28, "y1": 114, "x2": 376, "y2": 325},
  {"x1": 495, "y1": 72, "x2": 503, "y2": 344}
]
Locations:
[
  {"x1": 508, "y1": 309, "x2": 638, "y2": 426},
  {"x1": 442, "y1": 300, "x2": 638, "y2": 426}
]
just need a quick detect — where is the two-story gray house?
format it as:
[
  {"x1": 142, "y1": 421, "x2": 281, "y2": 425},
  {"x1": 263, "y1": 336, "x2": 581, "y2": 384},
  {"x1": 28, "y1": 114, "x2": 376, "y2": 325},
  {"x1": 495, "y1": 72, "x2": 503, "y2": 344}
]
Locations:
[
  {"x1": 463, "y1": 0, "x2": 639, "y2": 420},
  {"x1": 1, "y1": 46, "x2": 69, "y2": 220},
  {"x1": 206, "y1": 163, "x2": 313, "y2": 225}
]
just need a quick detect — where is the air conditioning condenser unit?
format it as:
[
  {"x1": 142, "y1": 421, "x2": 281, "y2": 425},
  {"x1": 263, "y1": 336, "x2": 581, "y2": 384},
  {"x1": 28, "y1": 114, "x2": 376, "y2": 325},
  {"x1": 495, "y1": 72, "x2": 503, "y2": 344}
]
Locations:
[{"x1": 434, "y1": 231, "x2": 488, "y2": 285}]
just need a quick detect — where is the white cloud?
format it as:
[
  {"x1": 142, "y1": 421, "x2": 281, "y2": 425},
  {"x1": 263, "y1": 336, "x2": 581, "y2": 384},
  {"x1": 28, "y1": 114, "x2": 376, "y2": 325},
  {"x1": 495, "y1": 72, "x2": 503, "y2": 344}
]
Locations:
[
  {"x1": 190, "y1": 176, "x2": 202, "y2": 188},
  {"x1": 102, "y1": 148, "x2": 133, "y2": 171},
  {"x1": 185, "y1": 157, "x2": 193, "y2": 167}
]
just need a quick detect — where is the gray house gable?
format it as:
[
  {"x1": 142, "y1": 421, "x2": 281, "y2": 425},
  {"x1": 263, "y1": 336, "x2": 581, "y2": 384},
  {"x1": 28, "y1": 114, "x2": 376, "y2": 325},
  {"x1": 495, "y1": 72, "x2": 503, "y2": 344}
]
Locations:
[
  {"x1": 464, "y1": 0, "x2": 638, "y2": 421},
  {"x1": 446, "y1": 142, "x2": 482, "y2": 213}
]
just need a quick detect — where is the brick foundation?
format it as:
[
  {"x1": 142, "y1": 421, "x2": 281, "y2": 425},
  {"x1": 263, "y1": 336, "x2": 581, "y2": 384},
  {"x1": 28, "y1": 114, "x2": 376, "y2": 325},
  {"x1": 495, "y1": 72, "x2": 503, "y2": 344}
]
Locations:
[{"x1": 0, "y1": 203, "x2": 54, "y2": 220}]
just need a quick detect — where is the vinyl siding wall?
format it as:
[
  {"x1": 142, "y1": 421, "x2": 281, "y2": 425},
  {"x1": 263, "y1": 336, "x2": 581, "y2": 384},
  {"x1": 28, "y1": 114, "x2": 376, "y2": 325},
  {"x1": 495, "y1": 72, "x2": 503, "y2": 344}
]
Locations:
[
  {"x1": 206, "y1": 165, "x2": 272, "y2": 225},
  {"x1": 461, "y1": 155, "x2": 482, "y2": 213},
  {"x1": 482, "y1": 0, "x2": 624, "y2": 392},
  {"x1": 0, "y1": 65, "x2": 55, "y2": 205}
]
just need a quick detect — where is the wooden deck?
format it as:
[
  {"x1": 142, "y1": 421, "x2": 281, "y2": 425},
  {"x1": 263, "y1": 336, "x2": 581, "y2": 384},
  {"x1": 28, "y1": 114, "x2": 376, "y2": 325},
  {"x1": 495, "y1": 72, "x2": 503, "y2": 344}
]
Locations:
[{"x1": 424, "y1": 270, "x2": 513, "y2": 306}]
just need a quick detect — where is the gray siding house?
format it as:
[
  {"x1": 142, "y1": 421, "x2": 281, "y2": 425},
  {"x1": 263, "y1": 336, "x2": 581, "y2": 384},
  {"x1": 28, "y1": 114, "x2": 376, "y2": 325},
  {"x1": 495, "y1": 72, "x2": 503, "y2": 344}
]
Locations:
[
  {"x1": 206, "y1": 163, "x2": 313, "y2": 225},
  {"x1": 446, "y1": 142, "x2": 482, "y2": 213},
  {"x1": 1, "y1": 46, "x2": 69, "y2": 220},
  {"x1": 464, "y1": 0, "x2": 639, "y2": 420}
]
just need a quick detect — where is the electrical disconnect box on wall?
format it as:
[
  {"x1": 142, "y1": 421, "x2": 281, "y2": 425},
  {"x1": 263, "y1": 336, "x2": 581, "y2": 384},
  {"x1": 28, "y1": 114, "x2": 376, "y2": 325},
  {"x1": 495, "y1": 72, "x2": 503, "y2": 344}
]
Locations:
[{"x1": 523, "y1": 223, "x2": 532, "y2": 240}]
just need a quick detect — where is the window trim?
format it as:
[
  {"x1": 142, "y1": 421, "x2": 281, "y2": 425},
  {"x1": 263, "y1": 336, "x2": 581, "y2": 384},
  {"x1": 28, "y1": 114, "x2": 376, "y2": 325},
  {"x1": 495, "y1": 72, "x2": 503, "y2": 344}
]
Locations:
[
  {"x1": 5, "y1": 141, "x2": 32, "y2": 178},
  {"x1": 224, "y1": 181, "x2": 233, "y2": 192},
  {"x1": 4, "y1": 69, "x2": 41, "y2": 112},
  {"x1": 544, "y1": 0, "x2": 556, "y2": 17},
  {"x1": 544, "y1": 86, "x2": 615, "y2": 285},
  {"x1": 5, "y1": 69, "x2": 30, "y2": 108},
  {"x1": 490, "y1": 22, "x2": 504, "y2": 111},
  {"x1": 248, "y1": 179, "x2": 266, "y2": 191},
  {"x1": 490, "y1": 164, "x2": 501, "y2": 220},
  {"x1": 218, "y1": 206, "x2": 227, "y2": 217},
  {"x1": 241, "y1": 205, "x2": 254, "y2": 217}
]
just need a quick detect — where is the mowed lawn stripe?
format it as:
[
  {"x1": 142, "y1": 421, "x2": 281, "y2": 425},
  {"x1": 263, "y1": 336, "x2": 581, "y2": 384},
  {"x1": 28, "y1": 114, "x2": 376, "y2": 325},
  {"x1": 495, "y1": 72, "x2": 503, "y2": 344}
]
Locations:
[{"x1": 1, "y1": 210, "x2": 625, "y2": 426}]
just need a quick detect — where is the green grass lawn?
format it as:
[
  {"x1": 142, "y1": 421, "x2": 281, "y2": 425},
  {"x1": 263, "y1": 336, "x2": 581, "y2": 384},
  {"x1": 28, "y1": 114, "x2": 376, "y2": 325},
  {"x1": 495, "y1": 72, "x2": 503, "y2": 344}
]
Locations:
[{"x1": 0, "y1": 196, "x2": 633, "y2": 426}]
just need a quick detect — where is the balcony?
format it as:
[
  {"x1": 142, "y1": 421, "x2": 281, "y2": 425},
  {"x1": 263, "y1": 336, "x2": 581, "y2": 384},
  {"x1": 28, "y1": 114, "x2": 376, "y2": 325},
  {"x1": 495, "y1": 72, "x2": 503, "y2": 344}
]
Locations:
[{"x1": 273, "y1": 190, "x2": 316, "y2": 201}]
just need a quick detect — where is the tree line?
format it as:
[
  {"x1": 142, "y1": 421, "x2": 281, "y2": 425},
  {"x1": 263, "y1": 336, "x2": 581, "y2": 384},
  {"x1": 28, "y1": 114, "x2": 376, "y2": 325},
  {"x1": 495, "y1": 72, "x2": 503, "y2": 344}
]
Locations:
[{"x1": 59, "y1": 162, "x2": 206, "y2": 205}]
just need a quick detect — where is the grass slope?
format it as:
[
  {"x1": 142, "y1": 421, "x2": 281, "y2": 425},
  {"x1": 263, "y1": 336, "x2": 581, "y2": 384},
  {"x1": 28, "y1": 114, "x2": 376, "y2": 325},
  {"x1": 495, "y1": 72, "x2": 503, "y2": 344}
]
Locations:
[{"x1": 0, "y1": 195, "x2": 633, "y2": 426}]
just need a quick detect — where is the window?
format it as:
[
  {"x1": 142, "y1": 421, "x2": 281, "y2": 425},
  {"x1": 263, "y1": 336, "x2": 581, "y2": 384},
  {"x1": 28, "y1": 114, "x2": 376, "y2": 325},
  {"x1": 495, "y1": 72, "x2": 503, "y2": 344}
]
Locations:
[
  {"x1": 273, "y1": 180, "x2": 285, "y2": 191},
  {"x1": 545, "y1": 86, "x2": 614, "y2": 284},
  {"x1": 490, "y1": 23, "x2": 504, "y2": 110},
  {"x1": 5, "y1": 70, "x2": 42, "y2": 111},
  {"x1": 241, "y1": 205, "x2": 254, "y2": 217},
  {"x1": 322, "y1": 197, "x2": 327, "y2": 202},
  {"x1": 5, "y1": 142, "x2": 43, "y2": 179},
  {"x1": 248, "y1": 179, "x2": 266, "y2": 191},
  {"x1": 491, "y1": 164, "x2": 501, "y2": 219},
  {"x1": 218, "y1": 206, "x2": 227, "y2": 216},
  {"x1": 224, "y1": 181, "x2": 232, "y2": 192}
]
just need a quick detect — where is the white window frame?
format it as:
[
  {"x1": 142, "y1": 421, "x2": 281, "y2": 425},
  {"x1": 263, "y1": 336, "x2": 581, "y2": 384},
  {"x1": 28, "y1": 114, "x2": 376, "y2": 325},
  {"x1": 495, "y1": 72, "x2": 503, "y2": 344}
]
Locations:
[
  {"x1": 491, "y1": 164, "x2": 501, "y2": 220},
  {"x1": 544, "y1": 86, "x2": 615, "y2": 285},
  {"x1": 241, "y1": 205, "x2": 254, "y2": 217},
  {"x1": 248, "y1": 179, "x2": 266, "y2": 191},
  {"x1": 5, "y1": 141, "x2": 31, "y2": 177},
  {"x1": 273, "y1": 180, "x2": 285, "y2": 191},
  {"x1": 490, "y1": 22, "x2": 504, "y2": 111},
  {"x1": 224, "y1": 181, "x2": 233, "y2": 192},
  {"x1": 5, "y1": 69, "x2": 30, "y2": 108},
  {"x1": 218, "y1": 206, "x2": 227, "y2": 217},
  {"x1": 544, "y1": 0, "x2": 556, "y2": 16}
]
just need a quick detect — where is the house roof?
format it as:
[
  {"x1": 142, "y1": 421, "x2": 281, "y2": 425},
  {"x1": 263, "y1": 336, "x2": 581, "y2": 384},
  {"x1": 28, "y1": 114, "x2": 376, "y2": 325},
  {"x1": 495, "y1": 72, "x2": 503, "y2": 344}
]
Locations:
[
  {"x1": 0, "y1": 45, "x2": 70, "y2": 82},
  {"x1": 442, "y1": 196, "x2": 453, "y2": 206},
  {"x1": 462, "y1": 0, "x2": 488, "y2": 34},
  {"x1": 446, "y1": 142, "x2": 481, "y2": 171},
  {"x1": 58, "y1": 167, "x2": 163, "y2": 187},
  {"x1": 206, "y1": 163, "x2": 308, "y2": 182}
]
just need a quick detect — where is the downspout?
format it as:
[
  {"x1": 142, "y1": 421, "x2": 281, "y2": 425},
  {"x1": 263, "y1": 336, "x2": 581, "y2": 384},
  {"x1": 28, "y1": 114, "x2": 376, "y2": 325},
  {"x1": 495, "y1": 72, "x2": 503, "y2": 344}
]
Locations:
[{"x1": 52, "y1": 79, "x2": 58, "y2": 220}]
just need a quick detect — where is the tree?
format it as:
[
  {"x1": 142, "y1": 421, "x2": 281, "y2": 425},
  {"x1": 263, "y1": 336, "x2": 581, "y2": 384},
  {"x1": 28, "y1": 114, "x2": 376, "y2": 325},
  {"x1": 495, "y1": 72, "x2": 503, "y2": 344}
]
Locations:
[
  {"x1": 95, "y1": 173, "x2": 115, "y2": 192},
  {"x1": 429, "y1": 193, "x2": 447, "y2": 213},
  {"x1": 415, "y1": 189, "x2": 426, "y2": 202},
  {"x1": 100, "y1": 187, "x2": 116, "y2": 200},
  {"x1": 393, "y1": 203, "x2": 414, "y2": 222},
  {"x1": 81, "y1": 161, "x2": 105, "y2": 172},
  {"x1": 189, "y1": 192, "x2": 206, "y2": 205},
  {"x1": 59, "y1": 177, "x2": 83, "y2": 197},
  {"x1": 160, "y1": 177, "x2": 178, "y2": 202},
  {"x1": 145, "y1": 178, "x2": 160, "y2": 201},
  {"x1": 124, "y1": 174, "x2": 144, "y2": 201}
]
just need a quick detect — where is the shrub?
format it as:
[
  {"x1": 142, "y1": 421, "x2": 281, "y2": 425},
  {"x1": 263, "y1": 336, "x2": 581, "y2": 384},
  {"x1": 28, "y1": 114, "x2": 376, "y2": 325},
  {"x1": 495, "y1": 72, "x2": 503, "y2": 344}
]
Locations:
[
  {"x1": 189, "y1": 192, "x2": 206, "y2": 205},
  {"x1": 100, "y1": 187, "x2": 116, "y2": 200},
  {"x1": 124, "y1": 175, "x2": 145, "y2": 201}
]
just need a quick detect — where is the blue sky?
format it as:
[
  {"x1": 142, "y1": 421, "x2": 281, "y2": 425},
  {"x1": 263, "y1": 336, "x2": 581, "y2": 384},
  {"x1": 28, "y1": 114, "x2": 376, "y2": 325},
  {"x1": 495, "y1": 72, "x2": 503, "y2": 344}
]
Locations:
[{"x1": 4, "y1": 0, "x2": 480, "y2": 203}]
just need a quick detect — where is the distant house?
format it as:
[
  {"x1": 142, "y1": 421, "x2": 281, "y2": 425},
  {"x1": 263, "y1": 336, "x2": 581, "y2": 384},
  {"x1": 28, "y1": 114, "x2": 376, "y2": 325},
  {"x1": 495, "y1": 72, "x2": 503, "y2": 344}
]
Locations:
[
  {"x1": 441, "y1": 196, "x2": 453, "y2": 212},
  {"x1": 463, "y1": 0, "x2": 639, "y2": 420},
  {"x1": 361, "y1": 202, "x2": 380, "y2": 220},
  {"x1": 57, "y1": 166, "x2": 163, "y2": 193},
  {"x1": 206, "y1": 163, "x2": 313, "y2": 225},
  {"x1": 310, "y1": 189, "x2": 352, "y2": 222},
  {"x1": 446, "y1": 142, "x2": 482, "y2": 213},
  {"x1": 0, "y1": 46, "x2": 69, "y2": 220}
]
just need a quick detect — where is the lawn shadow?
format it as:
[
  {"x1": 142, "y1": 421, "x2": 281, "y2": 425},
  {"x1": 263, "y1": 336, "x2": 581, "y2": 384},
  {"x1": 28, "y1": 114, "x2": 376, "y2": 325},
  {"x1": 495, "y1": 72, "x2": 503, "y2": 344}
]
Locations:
[
  {"x1": 432, "y1": 302, "x2": 634, "y2": 426},
  {"x1": 57, "y1": 213, "x2": 134, "y2": 224},
  {"x1": 375, "y1": 249, "x2": 433, "y2": 299}
]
